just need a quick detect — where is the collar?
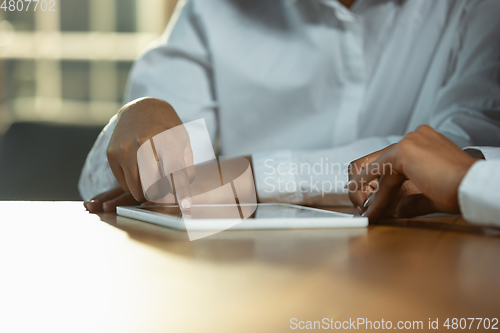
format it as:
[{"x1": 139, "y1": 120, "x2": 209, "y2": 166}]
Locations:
[
  {"x1": 287, "y1": 0, "x2": 402, "y2": 23},
  {"x1": 287, "y1": 0, "x2": 364, "y2": 22}
]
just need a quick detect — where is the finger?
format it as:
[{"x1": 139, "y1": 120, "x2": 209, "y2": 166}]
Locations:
[
  {"x1": 348, "y1": 158, "x2": 372, "y2": 180},
  {"x1": 348, "y1": 179, "x2": 379, "y2": 214},
  {"x1": 396, "y1": 193, "x2": 439, "y2": 218},
  {"x1": 140, "y1": 140, "x2": 174, "y2": 202},
  {"x1": 348, "y1": 162, "x2": 390, "y2": 192},
  {"x1": 122, "y1": 155, "x2": 145, "y2": 202},
  {"x1": 107, "y1": 158, "x2": 130, "y2": 193},
  {"x1": 144, "y1": 174, "x2": 173, "y2": 202},
  {"x1": 348, "y1": 184, "x2": 372, "y2": 213},
  {"x1": 184, "y1": 140, "x2": 195, "y2": 183},
  {"x1": 171, "y1": 168, "x2": 193, "y2": 213},
  {"x1": 152, "y1": 130, "x2": 183, "y2": 195},
  {"x1": 102, "y1": 191, "x2": 141, "y2": 213},
  {"x1": 349, "y1": 189, "x2": 368, "y2": 215},
  {"x1": 137, "y1": 140, "x2": 171, "y2": 202},
  {"x1": 348, "y1": 151, "x2": 399, "y2": 193},
  {"x1": 348, "y1": 145, "x2": 396, "y2": 180},
  {"x1": 85, "y1": 187, "x2": 125, "y2": 212},
  {"x1": 363, "y1": 173, "x2": 406, "y2": 222}
]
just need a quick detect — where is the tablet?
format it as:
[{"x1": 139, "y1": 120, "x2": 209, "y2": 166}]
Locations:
[{"x1": 117, "y1": 203, "x2": 368, "y2": 230}]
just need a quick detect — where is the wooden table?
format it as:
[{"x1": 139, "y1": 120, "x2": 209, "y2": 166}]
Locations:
[{"x1": 0, "y1": 202, "x2": 499, "y2": 333}]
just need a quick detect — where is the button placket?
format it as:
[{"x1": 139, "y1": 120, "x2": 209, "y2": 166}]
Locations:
[{"x1": 332, "y1": 17, "x2": 366, "y2": 146}]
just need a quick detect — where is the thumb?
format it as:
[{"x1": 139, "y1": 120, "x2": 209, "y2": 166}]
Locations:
[{"x1": 396, "y1": 193, "x2": 439, "y2": 218}]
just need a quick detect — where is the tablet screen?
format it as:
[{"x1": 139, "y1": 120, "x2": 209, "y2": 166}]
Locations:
[{"x1": 137, "y1": 204, "x2": 350, "y2": 219}]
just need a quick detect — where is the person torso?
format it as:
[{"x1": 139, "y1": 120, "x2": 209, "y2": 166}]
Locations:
[{"x1": 192, "y1": 0, "x2": 457, "y2": 155}]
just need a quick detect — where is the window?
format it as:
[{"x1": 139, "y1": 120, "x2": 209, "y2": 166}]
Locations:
[{"x1": 0, "y1": 0, "x2": 178, "y2": 127}]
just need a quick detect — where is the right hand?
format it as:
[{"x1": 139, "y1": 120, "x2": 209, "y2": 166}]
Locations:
[
  {"x1": 84, "y1": 156, "x2": 257, "y2": 214},
  {"x1": 347, "y1": 125, "x2": 479, "y2": 222},
  {"x1": 348, "y1": 146, "x2": 422, "y2": 218},
  {"x1": 106, "y1": 97, "x2": 194, "y2": 211}
]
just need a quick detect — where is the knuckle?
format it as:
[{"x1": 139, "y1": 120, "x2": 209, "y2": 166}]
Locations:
[
  {"x1": 136, "y1": 135, "x2": 151, "y2": 146},
  {"x1": 403, "y1": 131, "x2": 418, "y2": 141},
  {"x1": 118, "y1": 141, "x2": 133, "y2": 154},
  {"x1": 349, "y1": 158, "x2": 369, "y2": 177},
  {"x1": 416, "y1": 124, "x2": 432, "y2": 134},
  {"x1": 347, "y1": 161, "x2": 356, "y2": 177},
  {"x1": 397, "y1": 138, "x2": 410, "y2": 152},
  {"x1": 398, "y1": 134, "x2": 418, "y2": 151},
  {"x1": 106, "y1": 146, "x2": 118, "y2": 159},
  {"x1": 349, "y1": 159, "x2": 360, "y2": 168}
]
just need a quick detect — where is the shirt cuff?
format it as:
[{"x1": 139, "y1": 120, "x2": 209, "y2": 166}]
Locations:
[
  {"x1": 78, "y1": 115, "x2": 119, "y2": 201},
  {"x1": 458, "y1": 160, "x2": 500, "y2": 227},
  {"x1": 252, "y1": 150, "x2": 304, "y2": 204},
  {"x1": 463, "y1": 146, "x2": 500, "y2": 160}
]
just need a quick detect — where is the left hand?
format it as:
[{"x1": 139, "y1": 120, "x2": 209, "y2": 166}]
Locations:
[
  {"x1": 84, "y1": 187, "x2": 142, "y2": 213},
  {"x1": 347, "y1": 125, "x2": 479, "y2": 222},
  {"x1": 348, "y1": 147, "x2": 422, "y2": 218}
]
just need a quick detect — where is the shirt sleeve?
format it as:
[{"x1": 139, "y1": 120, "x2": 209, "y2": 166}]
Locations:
[
  {"x1": 426, "y1": 0, "x2": 500, "y2": 149},
  {"x1": 78, "y1": 0, "x2": 217, "y2": 200},
  {"x1": 254, "y1": 0, "x2": 500, "y2": 204},
  {"x1": 253, "y1": 136, "x2": 401, "y2": 205},
  {"x1": 458, "y1": 160, "x2": 500, "y2": 227},
  {"x1": 78, "y1": 116, "x2": 120, "y2": 201}
]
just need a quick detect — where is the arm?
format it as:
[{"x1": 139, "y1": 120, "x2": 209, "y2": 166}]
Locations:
[
  {"x1": 423, "y1": 0, "x2": 500, "y2": 149},
  {"x1": 459, "y1": 159, "x2": 500, "y2": 227},
  {"x1": 348, "y1": 126, "x2": 480, "y2": 222},
  {"x1": 348, "y1": 127, "x2": 500, "y2": 227},
  {"x1": 79, "y1": 1, "x2": 217, "y2": 207}
]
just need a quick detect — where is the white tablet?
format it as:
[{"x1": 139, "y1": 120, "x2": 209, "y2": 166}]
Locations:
[{"x1": 117, "y1": 203, "x2": 368, "y2": 230}]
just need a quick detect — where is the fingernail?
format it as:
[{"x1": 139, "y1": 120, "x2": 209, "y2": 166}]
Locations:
[
  {"x1": 86, "y1": 201, "x2": 99, "y2": 212},
  {"x1": 357, "y1": 206, "x2": 363, "y2": 216},
  {"x1": 180, "y1": 198, "x2": 192, "y2": 211}
]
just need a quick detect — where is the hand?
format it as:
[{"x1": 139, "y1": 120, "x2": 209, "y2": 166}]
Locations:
[
  {"x1": 84, "y1": 187, "x2": 141, "y2": 213},
  {"x1": 348, "y1": 147, "x2": 386, "y2": 215},
  {"x1": 106, "y1": 98, "x2": 194, "y2": 211},
  {"x1": 84, "y1": 156, "x2": 257, "y2": 214},
  {"x1": 347, "y1": 125, "x2": 479, "y2": 222},
  {"x1": 348, "y1": 147, "x2": 422, "y2": 218}
]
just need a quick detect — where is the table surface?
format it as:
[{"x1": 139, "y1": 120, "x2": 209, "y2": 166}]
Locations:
[{"x1": 0, "y1": 202, "x2": 499, "y2": 333}]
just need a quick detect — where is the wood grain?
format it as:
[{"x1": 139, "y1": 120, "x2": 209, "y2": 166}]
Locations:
[{"x1": 0, "y1": 202, "x2": 498, "y2": 333}]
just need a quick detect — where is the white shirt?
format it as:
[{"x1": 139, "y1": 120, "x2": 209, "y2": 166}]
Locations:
[
  {"x1": 79, "y1": 0, "x2": 500, "y2": 204},
  {"x1": 459, "y1": 147, "x2": 500, "y2": 227}
]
